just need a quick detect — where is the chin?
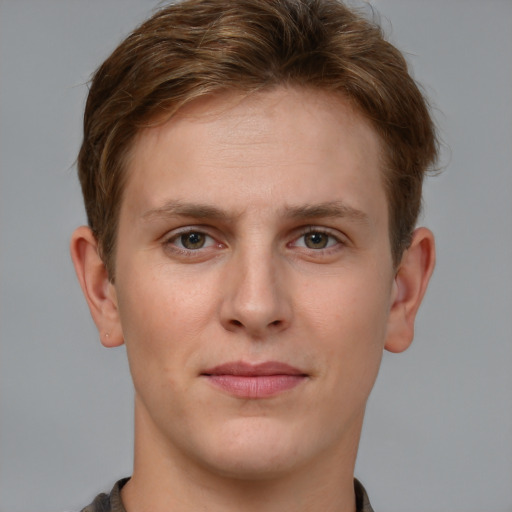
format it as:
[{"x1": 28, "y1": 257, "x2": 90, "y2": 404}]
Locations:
[
  {"x1": 192, "y1": 417, "x2": 315, "y2": 481},
  {"x1": 205, "y1": 449, "x2": 301, "y2": 481}
]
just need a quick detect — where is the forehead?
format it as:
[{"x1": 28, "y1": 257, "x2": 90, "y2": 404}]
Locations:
[
  {"x1": 122, "y1": 87, "x2": 387, "y2": 224},
  {"x1": 141, "y1": 87, "x2": 380, "y2": 162}
]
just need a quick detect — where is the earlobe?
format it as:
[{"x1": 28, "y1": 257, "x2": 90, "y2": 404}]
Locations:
[
  {"x1": 70, "y1": 226, "x2": 124, "y2": 348},
  {"x1": 384, "y1": 227, "x2": 436, "y2": 353}
]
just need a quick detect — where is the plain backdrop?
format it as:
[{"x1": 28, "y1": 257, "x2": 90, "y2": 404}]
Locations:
[{"x1": 1, "y1": 1, "x2": 511, "y2": 511}]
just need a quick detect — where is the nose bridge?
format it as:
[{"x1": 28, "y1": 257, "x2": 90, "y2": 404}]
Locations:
[{"x1": 220, "y1": 236, "x2": 291, "y2": 336}]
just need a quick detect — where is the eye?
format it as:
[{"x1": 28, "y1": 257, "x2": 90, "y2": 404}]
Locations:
[
  {"x1": 167, "y1": 230, "x2": 216, "y2": 251},
  {"x1": 292, "y1": 229, "x2": 341, "y2": 250},
  {"x1": 303, "y1": 232, "x2": 332, "y2": 249}
]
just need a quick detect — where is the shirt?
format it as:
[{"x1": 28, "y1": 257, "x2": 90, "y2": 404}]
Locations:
[{"x1": 80, "y1": 477, "x2": 375, "y2": 512}]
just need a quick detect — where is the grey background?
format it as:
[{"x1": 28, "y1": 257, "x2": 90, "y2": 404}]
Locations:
[{"x1": 1, "y1": 1, "x2": 511, "y2": 511}]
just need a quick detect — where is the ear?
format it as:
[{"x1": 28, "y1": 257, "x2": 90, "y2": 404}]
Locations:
[
  {"x1": 384, "y1": 227, "x2": 436, "y2": 353},
  {"x1": 70, "y1": 226, "x2": 124, "y2": 348}
]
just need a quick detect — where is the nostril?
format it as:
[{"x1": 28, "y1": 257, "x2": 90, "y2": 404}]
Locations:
[
  {"x1": 231, "y1": 319, "x2": 243, "y2": 327},
  {"x1": 270, "y1": 320, "x2": 282, "y2": 327}
]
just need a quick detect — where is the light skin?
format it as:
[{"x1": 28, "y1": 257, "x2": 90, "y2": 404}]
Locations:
[{"x1": 71, "y1": 87, "x2": 435, "y2": 512}]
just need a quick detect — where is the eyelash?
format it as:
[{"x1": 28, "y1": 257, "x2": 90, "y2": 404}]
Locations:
[
  {"x1": 290, "y1": 227, "x2": 345, "y2": 253},
  {"x1": 162, "y1": 228, "x2": 220, "y2": 257},
  {"x1": 162, "y1": 226, "x2": 345, "y2": 257}
]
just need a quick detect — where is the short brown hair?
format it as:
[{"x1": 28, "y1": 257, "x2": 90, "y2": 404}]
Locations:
[{"x1": 78, "y1": 0, "x2": 438, "y2": 278}]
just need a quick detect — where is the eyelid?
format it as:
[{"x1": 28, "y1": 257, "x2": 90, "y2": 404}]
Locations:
[
  {"x1": 160, "y1": 224, "x2": 347, "y2": 258},
  {"x1": 289, "y1": 226, "x2": 347, "y2": 250},
  {"x1": 162, "y1": 224, "x2": 214, "y2": 240},
  {"x1": 162, "y1": 226, "x2": 222, "y2": 253}
]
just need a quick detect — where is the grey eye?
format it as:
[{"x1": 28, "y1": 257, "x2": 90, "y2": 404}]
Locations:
[{"x1": 180, "y1": 232, "x2": 207, "y2": 250}]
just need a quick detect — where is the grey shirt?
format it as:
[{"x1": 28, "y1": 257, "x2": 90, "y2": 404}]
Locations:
[{"x1": 80, "y1": 477, "x2": 375, "y2": 512}]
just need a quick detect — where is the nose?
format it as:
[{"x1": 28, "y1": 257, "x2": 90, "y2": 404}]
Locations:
[{"x1": 219, "y1": 247, "x2": 292, "y2": 338}]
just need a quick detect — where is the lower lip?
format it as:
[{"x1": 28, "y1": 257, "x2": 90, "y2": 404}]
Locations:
[{"x1": 205, "y1": 375, "x2": 306, "y2": 398}]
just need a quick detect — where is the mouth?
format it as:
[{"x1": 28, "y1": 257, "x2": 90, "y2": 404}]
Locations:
[{"x1": 201, "y1": 361, "x2": 308, "y2": 399}]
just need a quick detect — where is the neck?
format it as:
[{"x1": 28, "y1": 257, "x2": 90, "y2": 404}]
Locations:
[{"x1": 121, "y1": 397, "x2": 362, "y2": 512}]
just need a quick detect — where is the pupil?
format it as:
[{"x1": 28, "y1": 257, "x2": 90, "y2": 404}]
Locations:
[
  {"x1": 306, "y1": 232, "x2": 327, "y2": 249},
  {"x1": 182, "y1": 232, "x2": 204, "y2": 249}
]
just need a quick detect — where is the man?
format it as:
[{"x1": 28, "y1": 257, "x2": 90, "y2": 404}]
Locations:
[{"x1": 70, "y1": 0, "x2": 437, "y2": 510}]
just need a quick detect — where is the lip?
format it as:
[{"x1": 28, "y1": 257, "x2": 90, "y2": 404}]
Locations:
[{"x1": 201, "y1": 361, "x2": 308, "y2": 399}]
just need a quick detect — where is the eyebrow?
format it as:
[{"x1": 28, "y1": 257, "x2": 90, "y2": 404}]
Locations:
[
  {"x1": 282, "y1": 201, "x2": 369, "y2": 224},
  {"x1": 141, "y1": 201, "x2": 232, "y2": 222},
  {"x1": 141, "y1": 199, "x2": 369, "y2": 224}
]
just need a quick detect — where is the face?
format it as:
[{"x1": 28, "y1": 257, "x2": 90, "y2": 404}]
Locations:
[{"x1": 112, "y1": 87, "x2": 397, "y2": 479}]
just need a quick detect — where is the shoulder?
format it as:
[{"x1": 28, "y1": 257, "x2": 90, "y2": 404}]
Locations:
[
  {"x1": 354, "y1": 478, "x2": 375, "y2": 512},
  {"x1": 80, "y1": 478, "x2": 129, "y2": 512}
]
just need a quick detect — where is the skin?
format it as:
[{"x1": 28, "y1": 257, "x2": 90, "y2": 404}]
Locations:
[{"x1": 71, "y1": 87, "x2": 435, "y2": 512}]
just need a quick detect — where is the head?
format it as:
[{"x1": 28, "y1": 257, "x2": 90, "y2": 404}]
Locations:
[
  {"x1": 77, "y1": 0, "x2": 438, "y2": 280},
  {"x1": 70, "y1": 0, "x2": 437, "y2": 493}
]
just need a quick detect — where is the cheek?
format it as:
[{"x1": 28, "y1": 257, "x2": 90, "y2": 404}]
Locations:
[
  {"x1": 117, "y1": 259, "x2": 216, "y2": 333},
  {"x1": 301, "y1": 269, "x2": 392, "y2": 342},
  {"x1": 300, "y1": 270, "x2": 392, "y2": 390},
  {"x1": 114, "y1": 266, "x2": 215, "y2": 385}
]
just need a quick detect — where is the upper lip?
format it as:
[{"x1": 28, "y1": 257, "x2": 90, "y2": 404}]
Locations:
[{"x1": 202, "y1": 361, "x2": 307, "y2": 376}]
